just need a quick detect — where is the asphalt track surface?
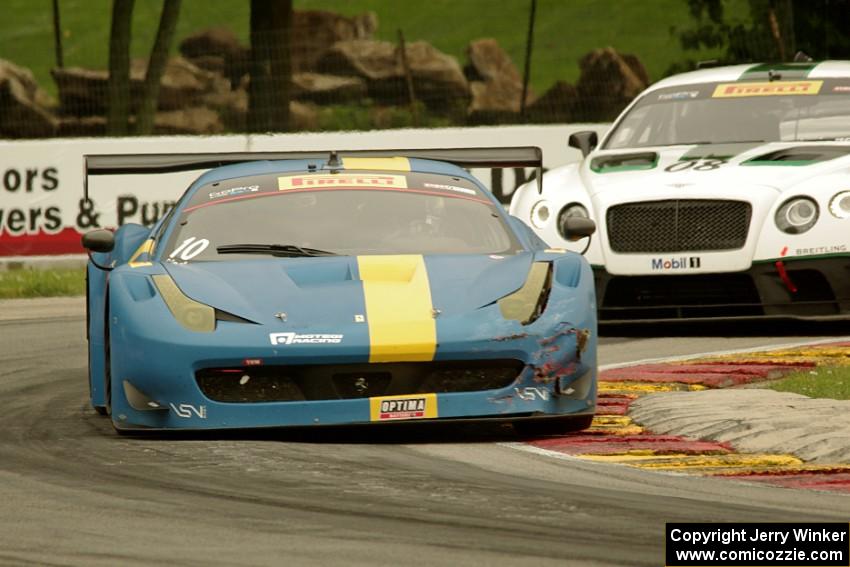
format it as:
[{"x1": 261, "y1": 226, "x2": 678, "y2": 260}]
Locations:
[{"x1": 1, "y1": 304, "x2": 849, "y2": 566}]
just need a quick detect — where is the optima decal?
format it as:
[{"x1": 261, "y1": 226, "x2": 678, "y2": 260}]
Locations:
[
  {"x1": 278, "y1": 174, "x2": 407, "y2": 191},
  {"x1": 651, "y1": 257, "x2": 701, "y2": 270},
  {"x1": 369, "y1": 393, "x2": 438, "y2": 421},
  {"x1": 712, "y1": 80, "x2": 822, "y2": 98},
  {"x1": 269, "y1": 332, "x2": 344, "y2": 345}
]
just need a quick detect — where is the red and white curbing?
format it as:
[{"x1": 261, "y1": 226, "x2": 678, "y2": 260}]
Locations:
[{"x1": 507, "y1": 340, "x2": 850, "y2": 493}]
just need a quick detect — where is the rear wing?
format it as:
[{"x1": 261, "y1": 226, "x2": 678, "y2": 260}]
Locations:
[{"x1": 83, "y1": 146, "x2": 543, "y2": 200}]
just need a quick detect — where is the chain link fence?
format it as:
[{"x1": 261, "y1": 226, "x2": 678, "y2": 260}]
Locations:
[{"x1": 0, "y1": 1, "x2": 827, "y2": 139}]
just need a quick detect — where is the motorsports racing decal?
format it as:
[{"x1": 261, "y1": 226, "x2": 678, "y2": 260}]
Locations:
[
  {"x1": 278, "y1": 174, "x2": 408, "y2": 191},
  {"x1": 269, "y1": 332, "x2": 344, "y2": 345},
  {"x1": 712, "y1": 80, "x2": 823, "y2": 98},
  {"x1": 369, "y1": 393, "x2": 438, "y2": 421},
  {"x1": 651, "y1": 256, "x2": 701, "y2": 270},
  {"x1": 209, "y1": 184, "x2": 259, "y2": 199}
]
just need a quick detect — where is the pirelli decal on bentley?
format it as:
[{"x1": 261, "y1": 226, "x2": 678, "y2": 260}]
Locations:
[
  {"x1": 712, "y1": 80, "x2": 823, "y2": 98},
  {"x1": 369, "y1": 393, "x2": 438, "y2": 421},
  {"x1": 278, "y1": 174, "x2": 407, "y2": 191}
]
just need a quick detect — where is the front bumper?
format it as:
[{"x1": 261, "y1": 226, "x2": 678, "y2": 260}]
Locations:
[
  {"x1": 109, "y1": 311, "x2": 597, "y2": 432},
  {"x1": 594, "y1": 255, "x2": 850, "y2": 322}
]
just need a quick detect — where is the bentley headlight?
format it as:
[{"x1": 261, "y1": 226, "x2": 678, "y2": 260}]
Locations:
[
  {"x1": 530, "y1": 200, "x2": 551, "y2": 229},
  {"x1": 829, "y1": 191, "x2": 850, "y2": 219},
  {"x1": 775, "y1": 197, "x2": 818, "y2": 234},
  {"x1": 152, "y1": 274, "x2": 215, "y2": 332}
]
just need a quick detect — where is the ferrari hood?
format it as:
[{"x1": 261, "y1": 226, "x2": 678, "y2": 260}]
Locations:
[
  {"x1": 162, "y1": 253, "x2": 534, "y2": 326},
  {"x1": 582, "y1": 142, "x2": 850, "y2": 196}
]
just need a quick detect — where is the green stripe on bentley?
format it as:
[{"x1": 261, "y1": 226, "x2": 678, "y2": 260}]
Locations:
[{"x1": 739, "y1": 62, "x2": 819, "y2": 80}]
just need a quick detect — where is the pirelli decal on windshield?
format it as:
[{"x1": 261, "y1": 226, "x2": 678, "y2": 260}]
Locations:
[
  {"x1": 278, "y1": 174, "x2": 408, "y2": 191},
  {"x1": 712, "y1": 80, "x2": 823, "y2": 98}
]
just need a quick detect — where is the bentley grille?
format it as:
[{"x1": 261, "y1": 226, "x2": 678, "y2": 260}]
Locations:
[{"x1": 606, "y1": 199, "x2": 751, "y2": 253}]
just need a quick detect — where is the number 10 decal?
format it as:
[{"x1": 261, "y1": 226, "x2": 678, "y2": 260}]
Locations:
[{"x1": 170, "y1": 237, "x2": 209, "y2": 260}]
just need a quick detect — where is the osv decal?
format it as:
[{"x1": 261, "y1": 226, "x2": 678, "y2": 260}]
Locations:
[{"x1": 170, "y1": 403, "x2": 207, "y2": 419}]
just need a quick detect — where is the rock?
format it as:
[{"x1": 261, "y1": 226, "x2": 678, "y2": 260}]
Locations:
[
  {"x1": 404, "y1": 41, "x2": 469, "y2": 110},
  {"x1": 179, "y1": 27, "x2": 250, "y2": 87},
  {"x1": 526, "y1": 80, "x2": 578, "y2": 123},
  {"x1": 621, "y1": 53, "x2": 649, "y2": 87},
  {"x1": 0, "y1": 59, "x2": 57, "y2": 138},
  {"x1": 289, "y1": 101, "x2": 318, "y2": 131},
  {"x1": 51, "y1": 67, "x2": 108, "y2": 116},
  {"x1": 465, "y1": 38, "x2": 521, "y2": 85},
  {"x1": 189, "y1": 54, "x2": 228, "y2": 76},
  {"x1": 291, "y1": 72, "x2": 366, "y2": 104},
  {"x1": 292, "y1": 10, "x2": 377, "y2": 72},
  {"x1": 179, "y1": 27, "x2": 245, "y2": 61},
  {"x1": 133, "y1": 56, "x2": 228, "y2": 111},
  {"x1": 201, "y1": 86, "x2": 247, "y2": 131},
  {"x1": 576, "y1": 47, "x2": 649, "y2": 121},
  {"x1": 52, "y1": 56, "x2": 229, "y2": 116},
  {"x1": 464, "y1": 39, "x2": 529, "y2": 124},
  {"x1": 154, "y1": 106, "x2": 224, "y2": 135},
  {"x1": 57, "y1": 116, "x2": 106, "y2": 137},
  {"x1": 467, "y1": 80, "x2": 524, "y2": 124},
  {"x1": 318, "y1": 39, "x2": 468, "y2": 111}
]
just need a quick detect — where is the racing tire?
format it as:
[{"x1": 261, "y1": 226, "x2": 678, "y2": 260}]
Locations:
[{"x1": 514, "y1": 414, "x2": 594, "y2": 437}]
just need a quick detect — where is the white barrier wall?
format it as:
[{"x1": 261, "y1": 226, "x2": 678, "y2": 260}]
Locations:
[{"x1": 0, "y1": 124, "x2": 608, "y2": 257}]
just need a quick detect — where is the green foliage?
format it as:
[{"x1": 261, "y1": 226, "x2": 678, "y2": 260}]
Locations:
[
  {"x1": 766, "y1": 366, "x2": 850, "y2": 400},
  {"x1": 0, "y1": 268, "x2": 85, "y2": 298},
  {"x1": 670, "y1": 0, "x2": 850, "y2": 74}
]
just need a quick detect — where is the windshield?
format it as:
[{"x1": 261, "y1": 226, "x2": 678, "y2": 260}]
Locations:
[
  {"x1": 161, "y1": 170, "x2": 520, "y2": 261},
  {"x1": 605, "y1": 79, "x2": 850, "y2": 149}
]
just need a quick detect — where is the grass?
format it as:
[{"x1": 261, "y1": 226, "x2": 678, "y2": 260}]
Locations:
[
  {"x1": 766, "y1": 366, "x2": 850, "y2": 400},
  {"x1": 0, "y1": 0, "x2": 751, "y2": 100},
  {"x1": 0, "y1": 268, "x2": 85, "y2": 299}
]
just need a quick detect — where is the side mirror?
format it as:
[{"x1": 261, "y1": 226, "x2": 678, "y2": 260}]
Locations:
[
  {"x1": 81, "y1": 229, "x2": 115, "y2": 253},
  {"x1": 558, "y1": 217, "x2": 596, "y2": 242},
  {"x1": 568, "y1": 130, "x2": 599, "y2": 157}
]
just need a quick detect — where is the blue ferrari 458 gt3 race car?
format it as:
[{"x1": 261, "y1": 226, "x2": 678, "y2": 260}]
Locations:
[{"x1": 81, "y1": 147, "x2": 598, "y2": 434}]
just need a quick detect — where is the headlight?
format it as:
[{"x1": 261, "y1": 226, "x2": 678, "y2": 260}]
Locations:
[
  {"x1": 829, "y1": 191, "x2": 850, "y2": 219},
  {"x1": 530, "y1": 200, "x2": 551, "y2": 229},
  {"x1": 775, "y1": 197, "x2": 819, "y2": 234},
  {"x1": 498, "y1": 262, "x2": 552, "y2": 325},
  {"x1": 152, "y1": 274, "x2": 215, "y2": 332},
  {"x1": 558, "y1": 203, "x2": 589, "y2": 227}
]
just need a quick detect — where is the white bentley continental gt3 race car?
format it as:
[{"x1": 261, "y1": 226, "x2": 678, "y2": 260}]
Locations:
[{"x1": 511, "y1": 61, "x2": 850, "y2": 322}]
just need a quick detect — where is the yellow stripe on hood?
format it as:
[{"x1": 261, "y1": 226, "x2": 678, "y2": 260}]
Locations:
[{"x1": 358, "y1": 255, "x2": 437, "y2": 362}]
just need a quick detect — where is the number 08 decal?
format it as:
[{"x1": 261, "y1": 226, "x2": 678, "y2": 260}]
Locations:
[
  {"x1": 169, "y1": 237, "x2": 210, "y2": 260},
  {"x1": 664, "y1": 158, "x2": 728, "y2": 172}
]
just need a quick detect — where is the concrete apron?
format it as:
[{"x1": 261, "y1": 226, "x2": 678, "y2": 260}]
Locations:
[{"x1": 521, "y1": 342, "x2": 850, "y2": 493}]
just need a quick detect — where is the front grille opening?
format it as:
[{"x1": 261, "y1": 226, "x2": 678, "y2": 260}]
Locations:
[
  {"x1": 601, "y1": 273, "x2": 763, "y2": 319},
  {"x1": 196, "y1": 360, "x2": 525, "y2": 403},
  {"x1": 786, "y1": 270, "x2": 836, "y2": 303},
  {"x1": 607, "y1": 200, "x2": 751, "y2": 253}
]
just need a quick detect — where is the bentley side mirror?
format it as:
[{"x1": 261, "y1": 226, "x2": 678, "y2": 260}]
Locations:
[
  {"x1": 568, "y1": 131, "x2": 598, "y2": 157},
  {"x1": 558, "y1": 217, "x2": 596, "y2": 242},
  {"x1": 82, "y1": 229, "x2": 115, "y2": 253}
]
